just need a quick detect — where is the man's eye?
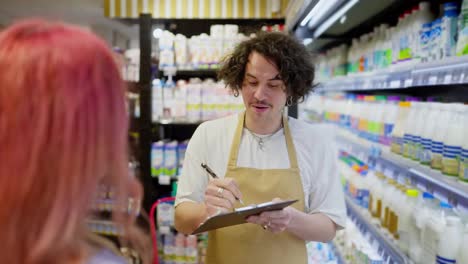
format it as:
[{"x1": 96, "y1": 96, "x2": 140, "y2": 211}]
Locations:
[{"x1": 249, "y1": 82, "x2": 258, "y2": 86}]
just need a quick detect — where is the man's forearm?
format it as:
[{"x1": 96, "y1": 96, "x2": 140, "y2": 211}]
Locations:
[
  {"x1": 287, "y1": 210, "x2": 337, "y2": 242},
  {"x1": 174, "y1": 201, "x2": 208, "y2": 234}
]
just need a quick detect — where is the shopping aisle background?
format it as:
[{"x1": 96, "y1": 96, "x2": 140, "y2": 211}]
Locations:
[{"x1": 2, "y1": 0, "x2": 467, "y2": 263}]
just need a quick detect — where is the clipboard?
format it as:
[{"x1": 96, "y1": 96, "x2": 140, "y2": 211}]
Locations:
[{"x1": 192, "y1": 199, "x2": 298, "y2": 234}]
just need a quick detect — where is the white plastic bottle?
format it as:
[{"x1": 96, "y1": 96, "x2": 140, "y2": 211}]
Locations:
[
  {"x1": 431, "y1": 104, "x2": 450, "y2": 171},
  {"x1": 442, "y1": 104, "x2": 464, "y2": 178},
  {"x1": 419, "y1": 103, "x2": 438, "y2": 165},
  {"x1": 430, "y1": 18, "x2": 443, "y2": 61},
  {"x1": 421, "y1": 202, "x2": 446, "y2": 263},
  {"x1": 403, "y1": 102, "x2": 418, "y2": 158},
  {"x1": 458, "y1": 222, "x2": 468, "y2": 263},
  {"x1": 394, "y1": 14, "x2": 405, "y2": 65},
  {"x1": 459, "y1": 106, "x2": 468, "y2": 184},
  {"x1": 420, "y1": 22, "x2": 433, "y2": 63},
  {"x1": 380, "y1": 179, "x2": 396, "y2": 232},
  {"x1": 411, "y1": 103, "x2": 428, "y2": 161},
  {"x1": 441, "y1": 2, "x2": 459, "y2": 58},
  {"x1": 456, "y1": 0, "x2": 468, "y2": 56},
  {"x1": 413, "y1": 2, "x2": 434, "y2": 61},
  {"x1": 436, "y1": 203, "x2": 463, "y2": 264},
  {"x1": 398, "y1": 189, "x2": 419, "y2": 254},
  {"x1": 411, "y1": 192, "x2": 437, "y2": 263},
  {"x1": 391, "y1": 101, "x2": 412, "y2": 155},
  {"x1": 369, "y1": 171, "x2": 384, "y2": 223}
]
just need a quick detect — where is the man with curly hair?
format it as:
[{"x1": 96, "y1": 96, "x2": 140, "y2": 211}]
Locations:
[{"x1": 174, "y1": 32, "x2": 346, "y2": 264}]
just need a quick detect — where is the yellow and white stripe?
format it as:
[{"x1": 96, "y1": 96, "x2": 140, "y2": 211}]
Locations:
[{"x1": 104, "y1": 0, "x2": 289, "y2": 19}]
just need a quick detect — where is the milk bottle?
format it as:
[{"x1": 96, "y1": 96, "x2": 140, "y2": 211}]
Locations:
[
  {"x1": 410, "y1": 192, "x2": 436, "y2": 263},
  {"x1": 398, "y1": 189, "x2": 419, "y2": 254},
  {"x1": 458, "y1": 222, "x2": 468, "y2": 263},
  {"x1": 370, "y1": 172, "x2": 385, "y2": 224},
  {"x1": 419, "y1": 103, "x2": 439, "y2": 165},
  {"x1": 403, "y1": 102, "x2": 418, "y2": 158},
  {"x1": 411, "y1": 103, "x2": 428, "y2": 161},
  {"x1": 380, "y1": 179, "x2": 396, "y2": 231},
  {"x1": 383, "y1": 96, "x2": 400, "y2": 147},
  {"x1": 391, "y1": 101, "x2": 411, "y2": 155},
  {"x1": 421, "y1": 202, "x2": 446, "y2": 263},
  {"x1": 459, "y1": 105, "x2": 468, "y2": 184},
  {"x1": 431, "y1": 104, "x2": 450, "y2": 171},
  {"x1": 436, "y1": 203, "x2": 463, "y2": 264},
  {"x1": 442, "y1": 104, "x2": 464, "y2": 178}
]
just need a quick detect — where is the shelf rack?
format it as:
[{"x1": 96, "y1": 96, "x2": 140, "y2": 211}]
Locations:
[
  {"x1": 345, "y1": 196, "x2": 410, "y2": 264},
  {"x1": 336, "y1": 134, "x2": 468, "y2": 208},
  {"x1": 330, "y1": 241, "x2": 347, "y2": 264},
  {"x1": 315, "y1": 56, "x2": 468, "y2": 93}
]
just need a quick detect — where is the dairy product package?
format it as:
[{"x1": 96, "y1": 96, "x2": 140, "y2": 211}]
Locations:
[{"x1": 457, "y1": 0, "x2": 468, "y2": 55}]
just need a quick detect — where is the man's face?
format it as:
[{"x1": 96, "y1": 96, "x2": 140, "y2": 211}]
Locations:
[{"x1": 241, "y1": 51, "x2": 287, "y2": 124}]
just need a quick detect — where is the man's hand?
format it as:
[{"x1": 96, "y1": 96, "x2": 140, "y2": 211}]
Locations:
[
  {"x1": 204, "y1": 178, "x2": 243, "y2": 217},
  {"x1": 246, "y1": 198, "x2": 296, "y2": 234}
]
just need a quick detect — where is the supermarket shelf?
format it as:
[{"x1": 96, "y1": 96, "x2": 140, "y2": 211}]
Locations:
[
  {"x1": 330, "y1": 242, "x2": 347, "y2": 264},
  {"x1": 377, "y1": 152, "x2": 468, "y2": 207},
  {"x1": 125, "y1": 81, "x2": 139, "y2": 92},
  {"x1": 345, "y1": 196, "x2": 410, "y2": 264},
  {"x1": 154, "y1": 119, "x2": 203, "y2": 125},
  {"x1": 316, "y1": 56, "x2": 468, "y2": 92},
  {"x1": 152, "y1": 175, "x2": 179, "y2": 185},
  {"x1": 159, "y1": 68, "x2": 218, "y2": 79},
  {"x1": 336, "y1": 135, "x2": 468, "y2": 208}
]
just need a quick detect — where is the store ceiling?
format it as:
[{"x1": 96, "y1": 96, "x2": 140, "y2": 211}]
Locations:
[{"x1": 0, "y1": 0, "x2": 137, "y2": 38}]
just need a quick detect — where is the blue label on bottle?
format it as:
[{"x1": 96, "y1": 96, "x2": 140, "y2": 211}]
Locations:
[
  {"x1": 436, "y1": 255, "x2": 456, "y2": 263},
  {"x1": 432, "y1": 141, "x2": 444, "y2": 154}
]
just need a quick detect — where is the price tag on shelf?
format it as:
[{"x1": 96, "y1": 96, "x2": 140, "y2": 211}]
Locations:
[
  {"x1": 159, "y1": 226, "x2": 171, "y2": 235},
  {"x1": 443, "y1": 74, "x2": 453, "y2": 84},
  {"x1": 428, "y1": 75, "x2": 437, "y2": 85},
  {"x1": 389, "y1": 80, "x2": 401, "y2": 88},
  {"x1": 404, "y1": 78, "x2": 413, "y2": 87},
  {"x1": 460, "y1": 73, "x2": 466, "y2": 83},
  {"x1": 158, "y1": 175, "x2": 171, "y2": 185},
  {"x1": 375, "y1": 162, "x2": 383, "y2": 172}
]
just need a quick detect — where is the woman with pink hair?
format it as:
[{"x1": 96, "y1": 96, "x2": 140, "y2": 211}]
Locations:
[{"x1": 0, "y1": 20, "x2": 150, "y2": 263}]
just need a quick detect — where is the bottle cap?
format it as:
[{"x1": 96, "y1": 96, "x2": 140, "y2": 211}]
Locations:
[
  {"x1": 423, "y1": 192, "x2": 434, "y2": 199},
  {"x1": 440, "y1": 201, "x2": 453, "y2": 209},
  {"x1": 406, "y1": 189, "x2": 419, "y2": 197}
]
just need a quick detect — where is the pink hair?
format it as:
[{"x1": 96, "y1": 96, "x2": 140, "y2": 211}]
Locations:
[{"x1": 0, "y1": 19, "x2": 149, "y2": 263}]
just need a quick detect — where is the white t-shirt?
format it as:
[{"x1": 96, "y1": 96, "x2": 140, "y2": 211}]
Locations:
[{"x1": 175, "y1": 114, "x2": 346, "y2": 229}]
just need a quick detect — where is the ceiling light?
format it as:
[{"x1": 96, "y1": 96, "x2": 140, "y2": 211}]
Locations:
[
  {"x1": 303, "y1": 38, "x2": 314, "y2": 46},
  {"x1": 313, "y1": 0, "x2": 359, "y2": 38},
  {"x1": 300, "y1": 0, "x2": 340, "y2": 27},
  {"x1": 340, "y1": 15, "x2": 347, "y2": 24}
]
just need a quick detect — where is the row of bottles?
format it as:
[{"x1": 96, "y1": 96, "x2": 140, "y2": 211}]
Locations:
[
  {"x1": 340, "y1": 151, "x2": 468, "y2": 264},
  {"x1": 156, "y1": 201, "x2": 207, "y2": 264},
  {"x1": 159, "y1": 232, "x2": 205, "y2": 264},
  {"x1": 333, "y1": 219, "x2": 384, "y2": 264},
  {"x1": 301, "y1": 94, "x2": 468, "y2": 183},
  {"x1": 316, "y1": 1, "x2": 468, "y2": 81},
  {"x1": 152, "y1": 140, "x2": 188, "y2": 178},
  {"x1": 152, "y1": 78, "x2": 244, "y2": 122}
]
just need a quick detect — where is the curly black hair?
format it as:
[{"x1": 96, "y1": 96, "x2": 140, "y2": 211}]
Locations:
[{"x1": 217, "y1": 31, "x2": 316, "y2": 105}]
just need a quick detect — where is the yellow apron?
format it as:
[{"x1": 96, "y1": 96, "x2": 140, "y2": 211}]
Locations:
[{"x1": 206, "y1": 113, "x2": 307, "y2": 264}]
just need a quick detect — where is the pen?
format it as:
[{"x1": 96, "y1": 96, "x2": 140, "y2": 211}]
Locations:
[{"x1": 201, "y1": 163, "x2": 245, "y2": 205}]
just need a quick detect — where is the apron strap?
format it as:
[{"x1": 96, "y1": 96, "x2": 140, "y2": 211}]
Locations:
[
  {"x1": 227, "y1": 113, "x2": 245, "y2": 168},
  {"x1": 283, "y1": 115, "x2": 299, "y2": 170},
  {"x1": 227, "y1": 112, "x2": 299, "y2": 170}
]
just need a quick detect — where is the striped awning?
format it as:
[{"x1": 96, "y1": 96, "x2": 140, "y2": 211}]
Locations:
[{"x1": 104, "y1": 0, "x2": 289, "y2": 19}]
